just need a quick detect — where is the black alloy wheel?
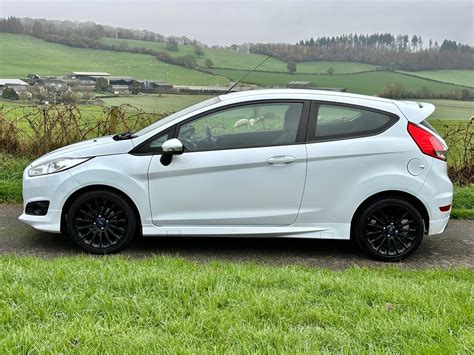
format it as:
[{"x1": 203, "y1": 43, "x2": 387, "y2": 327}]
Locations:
[
  {"x1": 354, "y1": 198, "x2": 424, "y2": 261},
  {"x1": 66, "y1": 190, "x2": 137, "y2": 254}
]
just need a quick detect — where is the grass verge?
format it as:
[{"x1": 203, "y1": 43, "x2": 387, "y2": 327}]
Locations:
[{"x1": 0, "y1": 256, "x2": 473, "y2": 353}]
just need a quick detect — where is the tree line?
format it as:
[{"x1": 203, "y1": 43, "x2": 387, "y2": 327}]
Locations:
[{"x1": 250, "y1": 33, "x2": 474, "y2": 70}]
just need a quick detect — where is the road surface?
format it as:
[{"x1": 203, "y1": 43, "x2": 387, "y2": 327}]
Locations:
[{"x1": 1, "y1": 204, "x2": 472, "y2": 269}]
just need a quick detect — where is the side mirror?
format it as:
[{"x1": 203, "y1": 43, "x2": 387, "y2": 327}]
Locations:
[
  {"x1": 161, "y1": 138, "x2": 183, "y2": 166},
  {"x1": 162, "y1": 138, "x2": 183, "y2": 154}
]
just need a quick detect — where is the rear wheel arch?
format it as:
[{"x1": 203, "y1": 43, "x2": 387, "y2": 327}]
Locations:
[
  {"x1": 351, "y1": 190, "x2": 430, "y2": 236},
  {"x1": 60, "y1": 185, "x2": 142, "y2": 235}
]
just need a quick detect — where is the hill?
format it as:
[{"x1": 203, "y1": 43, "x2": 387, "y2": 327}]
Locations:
[
  {"x1": 100, "y1": 38, "x2": 379, "y2": 74},
  {"x1": 0, "y1": 34, "x2": 228, "y2": 86}
]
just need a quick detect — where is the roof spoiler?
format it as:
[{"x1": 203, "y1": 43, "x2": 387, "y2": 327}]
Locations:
[{"x1": 395, "y1": 101, "x2": 435, "y2": 124}]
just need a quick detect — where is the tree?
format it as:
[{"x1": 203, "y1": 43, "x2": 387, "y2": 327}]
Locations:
[
  {"x1": 327, "y1": 67, "x2": 335, "y2": 75},
  {"x1": 194, "y1": 45, "x2": 204, "y2": 57},
  {"x1": 94, "y1": 77, "x2": 110, "y2": 92},
  {"x1": 287, "y1": 61, "x2": 296, "y2": 74},
  {"x1": 166, "y1": 38, "x2": 178, "y2": 51},
  {"x1": 204, "y1": 58, "x2": 214, "y2": 68},
  {"x1": 1, "y1": 87, "x2": 19, "y2": 100},
  {"x1": 32, "y1": 20, "x2": 44, "y2": 38}
]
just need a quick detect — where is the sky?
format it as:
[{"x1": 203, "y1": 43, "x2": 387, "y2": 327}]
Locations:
[{"x1": 1, "y1": 0, "x2": 473, "y2": 46}]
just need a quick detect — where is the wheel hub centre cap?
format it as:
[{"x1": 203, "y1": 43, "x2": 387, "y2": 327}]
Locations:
[
  {"x1": 386, "y1": 225, "x2": 396, "y2": 237},
  {"x1": 95, "y1": 217, "x2": 107, "y2": 229}
]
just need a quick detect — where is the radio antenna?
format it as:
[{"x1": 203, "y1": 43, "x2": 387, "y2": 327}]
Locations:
[{"x1": 223, "y1": 54, "x2": 273, "y2": 94}]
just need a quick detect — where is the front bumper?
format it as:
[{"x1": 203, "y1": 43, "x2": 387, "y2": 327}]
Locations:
[{"x1": 18, "y1": 167, "x2": 80, "y2": 233}]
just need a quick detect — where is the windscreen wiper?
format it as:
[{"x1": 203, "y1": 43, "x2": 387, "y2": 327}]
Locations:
[{"x1": 113, "y1": 131, "x2": 137, "y2": 140}]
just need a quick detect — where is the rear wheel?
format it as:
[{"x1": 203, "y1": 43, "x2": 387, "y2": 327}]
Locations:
[
  {"x1": 66, "y1": 190, "x2": 137, "y2": 254},
  {"x1": 354, "y1": 198, "x2": 424, "y2": 261}
]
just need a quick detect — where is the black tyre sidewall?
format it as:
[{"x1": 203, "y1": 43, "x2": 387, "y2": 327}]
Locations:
[
  {"x1": 66, "y1": 190, "x2": 137, "y2": 254},
  {"x1": 354, "y1": 198, "x2": 424, "y2": 261}
]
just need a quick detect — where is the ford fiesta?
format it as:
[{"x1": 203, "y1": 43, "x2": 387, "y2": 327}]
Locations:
[{"x1": 19, "y1": 89, "x2": 452, "y2": 261}]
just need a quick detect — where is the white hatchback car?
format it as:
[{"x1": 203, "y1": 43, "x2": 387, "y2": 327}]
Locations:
[{"x1": 19, "y1": 89, "x2": 453, "y2": 261}]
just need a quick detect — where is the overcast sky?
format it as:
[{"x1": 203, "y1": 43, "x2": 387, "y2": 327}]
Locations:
[{"x1": 1, "y1": 0, "x2": 472, "y2": 46}]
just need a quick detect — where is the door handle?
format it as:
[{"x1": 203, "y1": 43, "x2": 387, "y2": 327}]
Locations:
[{"x1": 266, "y1": 155, "x2": 296, "y2": 165}]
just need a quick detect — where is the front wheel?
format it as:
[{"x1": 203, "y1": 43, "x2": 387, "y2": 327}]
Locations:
[
  {"x1": 354, "y1": 198, "x2": 424, "y2": 261},
  {"x1": 66, "y1": 190, "x2": 137, "y2": 254}
]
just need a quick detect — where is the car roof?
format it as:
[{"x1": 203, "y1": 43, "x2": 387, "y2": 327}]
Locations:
[{"x1": 219, "y1": 88, "x2": 396, "y2": 105}]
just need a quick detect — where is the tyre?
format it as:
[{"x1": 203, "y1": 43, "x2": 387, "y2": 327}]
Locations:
[
  {"x1": 353, "y1": 197, "x2": 424, "y2": 261},
  {"x1": 66, "y1": 190, "x2": 137, "y2": 254}
]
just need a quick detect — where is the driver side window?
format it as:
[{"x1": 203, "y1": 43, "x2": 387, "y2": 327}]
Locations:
[{"x1": 177, "y1": 102, "x2": 303, "y2": 152}]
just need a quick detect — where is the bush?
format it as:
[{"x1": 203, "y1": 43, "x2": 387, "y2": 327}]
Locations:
[
  {"x1": 1, "y1": 87, "x2": 19, "y2": 100},
  {"x1": 442, "y1": 119, "x2": 473, "y2": 185},
  {"x1": 0, "y1": 104, "x2": 167, "y2": 157}
]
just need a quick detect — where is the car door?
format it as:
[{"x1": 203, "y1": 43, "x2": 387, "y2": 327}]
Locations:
[{"x1": 147, "y1": 100, "x2": 310, "y2": 226}]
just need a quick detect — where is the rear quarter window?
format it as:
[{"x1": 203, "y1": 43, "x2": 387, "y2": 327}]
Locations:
[{"x1": 309, "y1": 103, "x2": 398, "y2": 141}]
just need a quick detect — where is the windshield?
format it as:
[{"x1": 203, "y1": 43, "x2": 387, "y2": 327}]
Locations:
[{"x1": 134, "y1": 96, "x2": 221, "y2": 136}]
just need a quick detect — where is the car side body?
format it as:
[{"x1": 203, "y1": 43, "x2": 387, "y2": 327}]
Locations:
[{"x1": 19, "y1": 89, "x2": 453, "y2": 259}]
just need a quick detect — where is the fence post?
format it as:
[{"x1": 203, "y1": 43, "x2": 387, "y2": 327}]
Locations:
[{"x1": 109, "y1": 106, "x2": 118, "y2": 134}]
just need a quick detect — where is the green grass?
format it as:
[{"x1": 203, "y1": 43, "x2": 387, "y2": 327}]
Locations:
[
  {"x1": 425, "y1": 100, "x2": 474, "y2": 121},
  {"x1": 211, "y1": 68, "x2": 472, "y2": 95},
  {"x1": 451, "y1": 185, "x2": 474, "y2": 219},
  {"x1": 101, "y1": 94, "x2": 212, "y2": 112},
  {"x1": 0, "y1": 34, "x2": 228, "y2": 86},
  {"x1": 0, "y1": 256, "x2": 472, "y2": 353},
  {"x1": 400, "y1": 70, "x2": 474, "y2": 88},
  {"x1": 0, "y1": 153, "x2": 29, "y2": 203},
  {"x1": 101, "y1": 38, "x2": 378, "y2": 74}
]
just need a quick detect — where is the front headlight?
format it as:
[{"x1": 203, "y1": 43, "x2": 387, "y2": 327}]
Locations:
[{"x1": 28, "y1": 157, "x2": 92, "y2": 177}]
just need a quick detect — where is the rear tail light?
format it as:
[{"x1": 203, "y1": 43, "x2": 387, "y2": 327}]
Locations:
[{"x1": 407, "y1": 123, "x2": 448, "y2": 161}]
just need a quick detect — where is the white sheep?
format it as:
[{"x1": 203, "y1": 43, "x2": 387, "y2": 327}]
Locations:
[{"x1": 233, "y1": 118, "x2": 258, "y2": 128}]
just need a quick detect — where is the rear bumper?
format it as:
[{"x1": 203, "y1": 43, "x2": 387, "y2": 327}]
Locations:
[{"x1": 428, "y1": 216, "x2": 450, "y2": 235}]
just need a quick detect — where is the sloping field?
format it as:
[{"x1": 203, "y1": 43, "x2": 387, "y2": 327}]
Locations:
[
  {"x1": 400, "y1": 70, "x2": 474, "y2": 88},
  {"x1": 211, "y1": 68, "x2": 472, "y2": 95},
  {"x1": 425, "y1": 99, "x2": 474, "y2": 121},
  {"x1": 101, "y1": 38, "x2": 378, "y2": 73},
  {"x1": 0, "y1": 34, "x2": 228, "y2": 86}
]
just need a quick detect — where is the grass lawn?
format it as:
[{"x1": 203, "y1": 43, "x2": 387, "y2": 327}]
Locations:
[
  {"x1": 0, "y1": 34, "x2": 228, "y2": 86},
  {"x1": 400, "y1": 70, "x2": 474, "y2": 88},
  {"x1": 210, "y1": 68, "x2": 472, "y2": 96},
  {"x1": 0, "y1": 256, "x2": 472, "y2": 353}
]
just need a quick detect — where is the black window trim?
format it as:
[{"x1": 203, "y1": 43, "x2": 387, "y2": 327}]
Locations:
[
  {"x1": 129, "y1": 126, "x2": 176, "y2": 155},
  {"x1": 307, "y1": 100, "x2": 400, "y2": 143}
]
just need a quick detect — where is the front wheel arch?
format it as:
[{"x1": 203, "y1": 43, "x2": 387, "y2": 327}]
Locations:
[
  {"x1": 350, "y1": 190, "x2": 430, "y2": 238},
  {"x1": 60, "y1": 184, "x2": 142, "y2": 236}
]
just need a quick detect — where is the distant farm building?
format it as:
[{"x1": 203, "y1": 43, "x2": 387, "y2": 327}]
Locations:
[
  {"x1": 0, "y1": 79, "x2": 29, "y2": 95},
  {"x1": 66, "y1": 72, "x2": 111, "y2": 80}
]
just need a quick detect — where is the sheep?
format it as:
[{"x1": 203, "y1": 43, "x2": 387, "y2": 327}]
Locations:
[{"x1": 233, "y1": 117, "x2": 261, "y2": 128}]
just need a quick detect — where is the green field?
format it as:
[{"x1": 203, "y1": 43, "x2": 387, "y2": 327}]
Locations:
[
  {"x1": 401, "y1": 70, "x2": 474, "y2": 88},
  {"x1": 1, "y1": 256, "x2": 472, "y2": 353},
  {"x1": 425, "y1": 100, "x2": 474, "y2": 121},
  {"x1": 101, "y1": 94, "x2": 212, "y2": 112},
  {"x1": 0, "y1": 34, "x2": 228, "y2": 86},
  {"x1": 101, "y1": 38, "x2": 378, "y2": 74},
  {"x1": 211, "y1": 68, "x2": 472, "y2": 95}
]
